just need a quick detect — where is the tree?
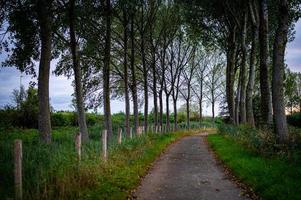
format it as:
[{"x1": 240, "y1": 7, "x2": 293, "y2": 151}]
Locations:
[
  {"x1": 36, "y1": 0, "x2": 53, "y2": 143},
  {"x1": 68, "y1": 0, "x2": 89, "y2": 141},
  {"x1": 239, "y1": 4, "x2": 248, "y2": 124},
  {"x1": 180, "y1": 46, "x2": 196, "y2": 128},
  {"x1": 204, "y1": 52, "x2": 224, "y2": 119},
  {"x1": 272, "y1": 0, "x2": 290, "y2": 144},
  {"x1": 246, "y1": 0, "x2": 259, "y2": 127},
  {"x1": 103, "y1": 0, "x2": 113, "y2": 139},
  {"x1": 284, "y1": 68, "x2": 298, "y2": 114},
  {"x1": 11, "y1": 85, "x2": 26, "y2": 110},
  {"x1": 259, "y1": 0, "x2": 273, "y2": 127}
]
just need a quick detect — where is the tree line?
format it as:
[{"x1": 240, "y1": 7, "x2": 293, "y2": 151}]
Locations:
[{"x1": 0, "y1": 0, "x2": 300, "y2": 144}]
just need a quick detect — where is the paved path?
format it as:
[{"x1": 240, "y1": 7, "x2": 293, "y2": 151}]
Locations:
[{"x1": 133, "y1": 133, "x2": 248, "y2": 200}]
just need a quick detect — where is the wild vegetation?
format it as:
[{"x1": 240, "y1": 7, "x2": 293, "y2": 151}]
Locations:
[{"x1": 208, "y1": 134, "x2": 301, "y2": 200}]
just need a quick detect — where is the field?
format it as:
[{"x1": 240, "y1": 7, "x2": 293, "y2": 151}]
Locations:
[{"x1": 0, "y1": 124, "x2": 203, "y2": 199}]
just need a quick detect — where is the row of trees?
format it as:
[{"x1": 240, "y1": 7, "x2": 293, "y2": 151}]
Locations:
[
  {"x1": 0, "y1": 0, "x2": 225, "y2": 143},
  {"x1": 181, "y1": 0, "x2": 300, "y2": 143},
  {"x1": 1, "y1": 0, "x2": 300, "y2": 144}
]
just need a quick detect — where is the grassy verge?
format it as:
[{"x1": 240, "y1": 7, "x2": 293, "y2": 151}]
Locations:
[
  {"x1": 1, "y1": 127, "x2": 196, "y2": 199},
  {"x1": 207, "y1": 134, "x2": 301, "y2": 200}
]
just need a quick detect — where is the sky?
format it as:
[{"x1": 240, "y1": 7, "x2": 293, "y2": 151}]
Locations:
[{"x1": 0, "y1": 20, "x2": 300, "y2": 115}]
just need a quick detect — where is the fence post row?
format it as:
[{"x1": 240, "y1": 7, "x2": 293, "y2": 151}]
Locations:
[
  {"x1": 102, "y1": 130, "x2": 107, "y2": 161},
  {"x1": 14, "y1": 139, "x2": 22, "y2": 200},
  {"x1": 118, "y1": 128, "x2": 122, "y2": 144},
  {"x1": 75, "y1": 132, "x2": 81, "y2": 161}
]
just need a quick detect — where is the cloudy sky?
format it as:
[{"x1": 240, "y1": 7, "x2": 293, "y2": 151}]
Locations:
[{"x1": 0, "y1": 20, "x2": 300, "y2": 115}]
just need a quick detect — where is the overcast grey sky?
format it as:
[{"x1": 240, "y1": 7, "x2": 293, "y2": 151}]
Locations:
[{"x1": 0, "y1": 20, "x2": 300, "y2": 115}]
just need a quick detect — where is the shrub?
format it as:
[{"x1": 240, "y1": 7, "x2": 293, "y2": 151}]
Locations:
[
  {"x1": 287, "y1": 112, "x2": 301, "y2": 128},
  {"x1": 217, "y1": 123, "x2": 301, "y2": 163}
]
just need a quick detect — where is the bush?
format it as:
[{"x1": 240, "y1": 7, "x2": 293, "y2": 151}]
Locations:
[
  {"x1": 0, "y1": 87, "x2": 39, "y2": 129},
  {"x1": 51, "y1": 112, "x2": 73, "y2": 126},
  {"x1": 287, "y1": 112, "x2": 301, "y2": 128},
  {"x1": 217, "y1": 123, "x2": 301, "y2": 163}
]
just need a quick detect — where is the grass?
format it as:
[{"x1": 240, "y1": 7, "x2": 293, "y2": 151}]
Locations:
[
  {"x1": 0, "y1": 126, "x2": 197, "y2": 199},
  {"x1": 207, "y1": 134, "x2": 301, "y2": 200}
]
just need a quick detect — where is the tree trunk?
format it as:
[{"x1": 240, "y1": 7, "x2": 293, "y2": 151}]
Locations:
[
  {"x1": 199, "y1": 99, "x2": 202, "y2": 121},
  {"x1": 246, "y1": 16, "x2": 258, "y2": 127},
  {"x1": 36, "y1": 0, "x2": 52, "y2": 143},
  {"x1": 226, "y1": 28, "x2": 237, "y2": 124},
  {"x1": 159, "y1": 89, "x2": 163, "y2": 127},
  {"x1": 272, "y1": 0, "x2": 289, "y2": 144},
  {"x1": 165, "y1": 94, "x2": 170, "y2": 132},
  {"x1": 123, "y1": 10, "x2": 130, "y2": 137},
  {"x1": 69, "y1": 0, "x2": 89, "y2": 141},
  {"x1": 173, "y1": 97, "x2": 177, "y2": 130},
  {"x1": 239, "y1": 10, "x2": 248, "y2": 124},
  {"x1": 103, "y1": 0, "x2": 113, "y2": 140},
  {"x1": 212, "y1": 101, "x2": 215, "y2": 119},
  {"x1": 141, "y1": 33, "x2": 148, "y2": 132},
  {"x1": 259, "y1": 0, "x2": 273, "y2": 127},
  {"x1": 186, "y1": 98, "x2": 190, "y2": 129},
  {"x1": 235, "y1": 74, "x2": 241, "y2": 124},
  {"x1": 130, "y1": 14, "x2": 139, "y2": 133},
  {"x1": 152, "y1": 58, "x2": 158, "y2": 126},
  {"x1": 149, "y1": 0, "x2": 158, "y2": 127},
  {"x1": 199, "y1": 73, "x2": 203, "y2": 121}
]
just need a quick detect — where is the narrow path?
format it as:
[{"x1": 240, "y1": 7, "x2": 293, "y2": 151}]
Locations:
[{"x1": 133, "y1": 133, "x2": 248, "y2": 200}]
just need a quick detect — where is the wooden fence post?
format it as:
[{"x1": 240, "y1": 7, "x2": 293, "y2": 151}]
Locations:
[
  {"x1": 102, "y1": 130, "x2": 107, "y2": 161},
  {"x1": 118, "y1": 128, "x2": 122, "y2": 144},
  {"x1": 14, "y1": 139, "x2": 22, "y2": 200},
  {"x1": 75, "y1": 132, "x2": 81, "y2": 161}
]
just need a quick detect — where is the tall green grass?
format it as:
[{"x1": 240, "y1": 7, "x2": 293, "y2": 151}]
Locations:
[
  {"x1": 208, "y1": 134, "x2": 301, "y2": 200},
  {"x1": 217, "y1": 123, "x2": 301, "y2": 163},
  {"x1": 0, "y1": 126, "x2": 196, "y2": 199}
]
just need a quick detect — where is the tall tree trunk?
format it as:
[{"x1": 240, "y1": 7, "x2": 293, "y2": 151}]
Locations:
[
  {"x1": 152, "y1": 56, "x2": 158, "y2": 126},
  {"x1": 226, "y1": 28, "x2": 237, "y2": 124},
  {"x1": 159, "y1": 89, "x2": 163, "y2": 127},
  {"x1": 186, "y1": 98, "x2": 190, "y2": 129},
  {"x1": 199, "y1": 74, "x2": 203, "y2": 121},
  {"x1": 150, "y1": 36, "x2": 158, "y2": 126},
  {"x1": 36, "y1": 0, "x2": 52, "y2": 143},
  {"x1": 235, "y1": 74, "x2": 241, "y2": 124},
  {"x1": 173, "y1": 97, "x2": 177, "y2": 130},
  {"x1": 69, "y1": 0, "x2": 89, "y2": 141},
  {"x1": 130, "y1": 14, "x2": 139, "y2": 133},
  {"x1": 272, "y1": 0, "x2": 289, "y2": 144},
  {"x1": 165, "y1": 94, "x2": 170, "y2": 132},
  {"x1": 239, "y1": 10, "x2": 248, "y2": 124},
  {"x1": 246, "y1": 3, "x2": 258, "y2": 127},
  {"x1": 123, "y1": 10, "x2": 130, "y2": 137},
  {"x1": 141, "y1": 34, "x2": 148, "y2": 132},
  {"x1": 259, "y1": 0, "x2": 273, "y2": 127},
  {"x1": 159, "y1": 47, "x2": 166, "y2": 127},
  {"x1": 103, "y1": 0, "x2": 113, "y2": 140},
  {"x1": 186, "y1": 81, "x2": 191, "y2": 129},
  {"x1": 212, "y1": 100, "x2": 215, "y2": 119}
]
